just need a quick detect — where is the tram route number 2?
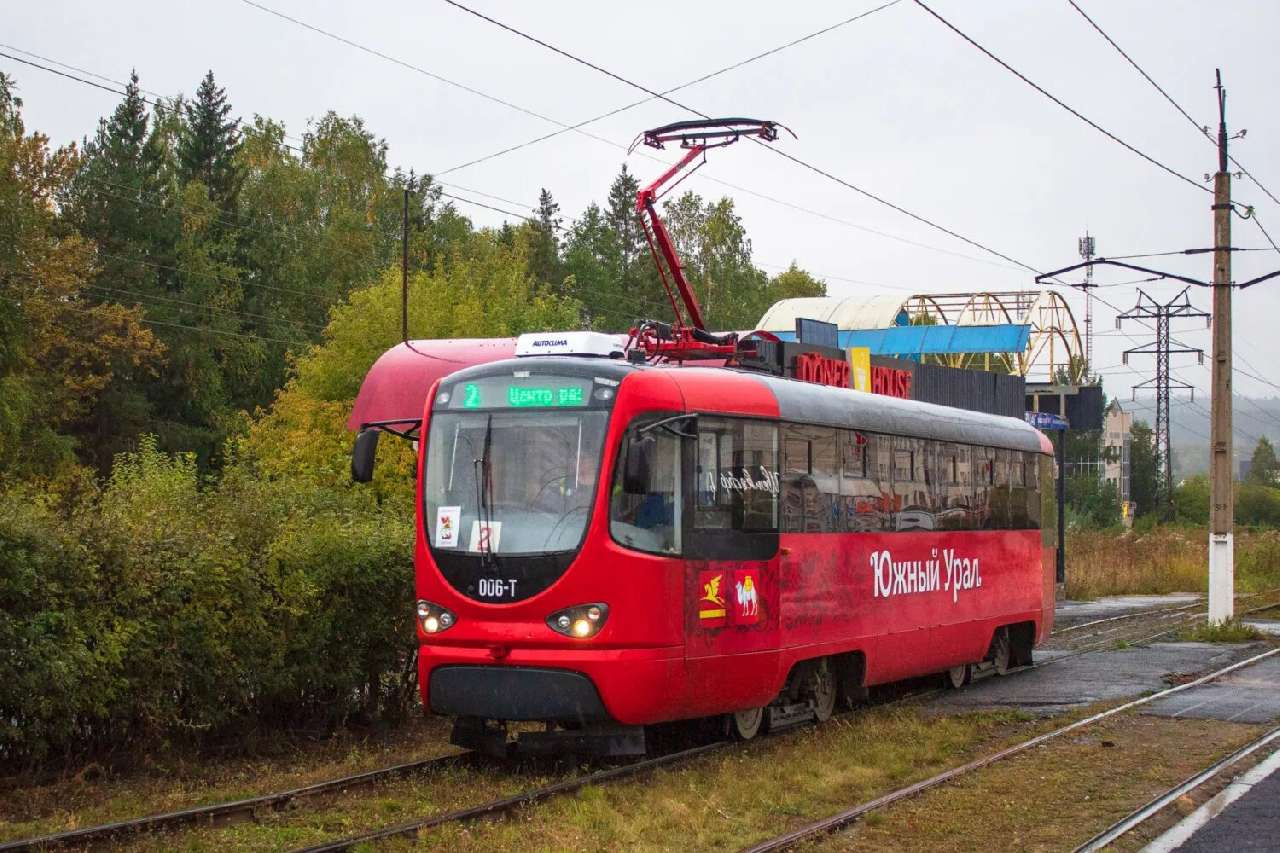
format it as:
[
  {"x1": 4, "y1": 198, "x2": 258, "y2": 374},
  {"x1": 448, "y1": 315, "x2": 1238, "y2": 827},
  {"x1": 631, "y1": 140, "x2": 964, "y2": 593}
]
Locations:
[{"x1": 477, "y1": 577, "x2": 519, "y2": 599}]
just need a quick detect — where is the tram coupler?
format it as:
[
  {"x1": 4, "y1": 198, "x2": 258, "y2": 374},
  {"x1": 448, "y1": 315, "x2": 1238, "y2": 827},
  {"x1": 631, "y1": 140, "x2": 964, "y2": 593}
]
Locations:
[
  {"x1": 450, "y1": 717, "x2": 646, "y2": 758},
  {"x1": 516, "y1": 724, "x2": 646, "y2": 758},
  {"x1": 450, "y1": 716, "x2": 512, "y2": 758}
]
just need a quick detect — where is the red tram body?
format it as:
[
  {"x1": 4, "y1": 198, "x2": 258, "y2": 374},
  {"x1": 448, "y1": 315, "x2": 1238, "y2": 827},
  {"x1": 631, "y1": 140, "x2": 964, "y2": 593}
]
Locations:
[{"x1": 370, "y1": 340, "x2": 1056, "y2": 754}]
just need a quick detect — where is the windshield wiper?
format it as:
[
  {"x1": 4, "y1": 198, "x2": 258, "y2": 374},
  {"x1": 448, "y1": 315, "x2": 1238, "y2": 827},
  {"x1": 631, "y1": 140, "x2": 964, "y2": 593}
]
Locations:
[{"x1": 473, "y1": 413, "x2": 497, "y2": 568}]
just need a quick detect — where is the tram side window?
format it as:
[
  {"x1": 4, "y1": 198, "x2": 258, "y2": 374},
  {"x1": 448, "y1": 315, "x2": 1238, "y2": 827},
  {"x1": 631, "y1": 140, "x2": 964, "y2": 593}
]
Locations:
[
  {"x1": 781, "y1": 424, "x2": 838, "y2": 532},
  {"x1": 974, "y1": 446, "x2": 995, "y2": 529},
  {"x1": 695, "y1": 417, "x2": 779, "y2": 533},
  {"x1": 842, "y1": 430, "x2": 889, "y2": 532},
  {"x1": 1026, "y1": 452, "x2": 1042, "y2": 528},
  {"x1": 991, "y1": 448, "x2": 1013, "y2": 529},
  {"x1": 936, "y1": 442, "x2": 973, "y2": 530},
  {"x1": 1008, "y1": 448, "x2": 1030, "y2": 528},
  {"x1": 893, "y1": 436, "x2": 930, "y2": 531}
]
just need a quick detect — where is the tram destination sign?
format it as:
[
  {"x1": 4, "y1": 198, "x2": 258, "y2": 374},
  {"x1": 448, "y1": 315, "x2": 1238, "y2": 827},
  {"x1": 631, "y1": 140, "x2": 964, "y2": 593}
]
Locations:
[{"x1": 449, "y1": 375, "x2": 592, "y2": 409}]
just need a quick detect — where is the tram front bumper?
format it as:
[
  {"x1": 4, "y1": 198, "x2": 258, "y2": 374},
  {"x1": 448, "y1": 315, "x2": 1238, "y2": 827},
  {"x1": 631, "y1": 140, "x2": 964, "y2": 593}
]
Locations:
[{"x1": 419, "y1": 644, "x2": 684, "y2": 726}]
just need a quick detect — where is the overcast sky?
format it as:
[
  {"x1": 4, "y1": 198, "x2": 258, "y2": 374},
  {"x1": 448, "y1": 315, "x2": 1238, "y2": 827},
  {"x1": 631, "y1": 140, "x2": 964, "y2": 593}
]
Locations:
[{"x1": 8, "y1": 0, "x2": 1280, "y2": 408}]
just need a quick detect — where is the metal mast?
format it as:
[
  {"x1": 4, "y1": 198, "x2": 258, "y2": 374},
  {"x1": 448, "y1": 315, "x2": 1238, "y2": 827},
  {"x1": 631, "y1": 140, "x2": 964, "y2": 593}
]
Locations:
[{"x1": 1117, "y1": 288, "x2": 1209, "y2": 507}]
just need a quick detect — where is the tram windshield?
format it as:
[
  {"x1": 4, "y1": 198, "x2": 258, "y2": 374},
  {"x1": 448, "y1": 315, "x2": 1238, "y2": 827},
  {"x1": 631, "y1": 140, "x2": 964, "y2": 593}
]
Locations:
[{"x1": 423, "y1": 409, "x2": 610, "y2": 555}]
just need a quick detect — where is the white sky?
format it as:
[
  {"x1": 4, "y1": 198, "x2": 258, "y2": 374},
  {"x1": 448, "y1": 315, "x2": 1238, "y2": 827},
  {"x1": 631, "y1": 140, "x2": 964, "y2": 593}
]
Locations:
[{"x1": 8, "y1": 0, "x2": 1280, "y2": 405}]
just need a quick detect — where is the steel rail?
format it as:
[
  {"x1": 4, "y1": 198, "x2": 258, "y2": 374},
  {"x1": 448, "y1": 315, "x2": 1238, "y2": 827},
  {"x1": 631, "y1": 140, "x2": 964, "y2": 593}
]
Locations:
[
  {"x1": 739, "y1": 647, "x2": 1280, "y2": 852},
  {"x1": 0, "y1": 751, "x2": 474, "y2": 851},
  {"x1": 1054, "y1": 586, "x2": 1280, "y2": 637},
  {"x1": 10, "y1": 594, "x2": 1275, "y2": 850},
  {"x1": 287, "y1": 612, "x2": 1278, "y2": 853},
  {"x1": 290, "y1": 742, "x2": 729, "y2": 853},
  {"x1": 1073, "y1": 725, "x2": 1280, "y2": 852}
]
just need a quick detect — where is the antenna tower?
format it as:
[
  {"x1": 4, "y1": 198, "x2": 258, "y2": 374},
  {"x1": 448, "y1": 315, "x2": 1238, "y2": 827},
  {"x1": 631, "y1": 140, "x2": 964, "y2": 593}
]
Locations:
[{"x1": 1077, "y1": 233, "x2": 1096, "y2": 368}]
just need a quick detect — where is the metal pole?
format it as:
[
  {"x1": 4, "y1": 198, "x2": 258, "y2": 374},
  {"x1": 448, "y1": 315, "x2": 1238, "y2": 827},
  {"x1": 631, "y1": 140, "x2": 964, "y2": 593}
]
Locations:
[
  {"x1": 1056, "y1": 429, "x2": 1066, "y2": 584},
  {"x1": 1208, "y1": 69, "x2": 1234, "y2": 623},
  {"x1": 401, "y1": 187, "x2": 410, "y2": 344}
]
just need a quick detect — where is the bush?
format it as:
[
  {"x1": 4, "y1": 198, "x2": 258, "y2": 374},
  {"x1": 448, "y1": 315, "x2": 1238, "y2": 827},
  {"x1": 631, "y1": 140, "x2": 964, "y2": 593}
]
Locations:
[{"x1": 0, "y1": 438, "x2": 416, "y2": 767}]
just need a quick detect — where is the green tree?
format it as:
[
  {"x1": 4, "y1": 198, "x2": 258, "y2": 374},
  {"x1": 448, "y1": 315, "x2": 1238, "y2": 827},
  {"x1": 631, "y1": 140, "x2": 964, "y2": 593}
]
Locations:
[
  {"x1": 1246, "y1": 436, "x2": 1279, "y2": 485},
  {"x1": 0, "y1": 72, "x2": 163, "y2": 474},
  {"x1": 766, "y1": 262, "x2": 826, "y2": 305},
  {"x1": 1130, "y1": 421, "x2": 1158, "y2": 516},
  {"x1": 660, "y1": 191, "x2": 768, "y2": 329},
  {"x1": 1173, "y1": 474, "x2": 1210, "y2": 524},
  {"x1": 528, "y1": 188, "x2": 564, "y2": 294},
  {"x1": 179, "y1": 71, "x2": 242, "y2": 210}
]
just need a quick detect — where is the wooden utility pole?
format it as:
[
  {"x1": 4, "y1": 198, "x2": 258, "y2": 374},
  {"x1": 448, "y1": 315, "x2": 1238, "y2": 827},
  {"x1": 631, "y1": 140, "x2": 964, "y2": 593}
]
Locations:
[{"x1": 1208, "y1": 69, "x2": 1234, "y2": 623}]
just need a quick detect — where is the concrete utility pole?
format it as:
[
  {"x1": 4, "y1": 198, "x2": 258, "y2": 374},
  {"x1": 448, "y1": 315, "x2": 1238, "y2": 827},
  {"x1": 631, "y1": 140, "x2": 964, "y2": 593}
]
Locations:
[{"x1": 1209, "y1": 69, "x2": 1234, "y2": 624}]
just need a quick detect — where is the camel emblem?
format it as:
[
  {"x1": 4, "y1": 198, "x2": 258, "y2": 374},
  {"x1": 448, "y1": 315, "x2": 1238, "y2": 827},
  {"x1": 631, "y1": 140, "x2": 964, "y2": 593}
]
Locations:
[{"x1": 736, "y1": 575, "x2": 758, "y2": 617}]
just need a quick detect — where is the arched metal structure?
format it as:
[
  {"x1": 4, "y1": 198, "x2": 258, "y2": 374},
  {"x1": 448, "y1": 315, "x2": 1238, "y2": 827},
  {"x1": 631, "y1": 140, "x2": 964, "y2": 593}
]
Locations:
[{"x1": 760, "y1": 290, "x2": 1084, "y2": 383}]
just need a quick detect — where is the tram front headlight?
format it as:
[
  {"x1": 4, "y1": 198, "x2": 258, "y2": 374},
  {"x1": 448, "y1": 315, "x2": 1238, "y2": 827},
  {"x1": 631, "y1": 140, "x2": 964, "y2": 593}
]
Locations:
[
  {"x1": 547, "y1": 603, "x2": 609, "y2": 639},
  {"x1": 415, "y1": 600, "x2": 456, "y2": 635}
]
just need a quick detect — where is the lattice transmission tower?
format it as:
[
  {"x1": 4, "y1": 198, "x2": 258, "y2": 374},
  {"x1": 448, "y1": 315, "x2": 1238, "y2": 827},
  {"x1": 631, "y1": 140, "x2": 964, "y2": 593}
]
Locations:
[{"x1": 1117, "y1": 287, "x2": 1209, "y2": 506}]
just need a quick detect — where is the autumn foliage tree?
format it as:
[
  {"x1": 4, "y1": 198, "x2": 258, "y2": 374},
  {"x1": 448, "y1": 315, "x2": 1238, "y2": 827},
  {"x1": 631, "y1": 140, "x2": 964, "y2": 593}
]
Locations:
[{"x1": 0, "y1": 73, "x2": 162, "y2": 474}]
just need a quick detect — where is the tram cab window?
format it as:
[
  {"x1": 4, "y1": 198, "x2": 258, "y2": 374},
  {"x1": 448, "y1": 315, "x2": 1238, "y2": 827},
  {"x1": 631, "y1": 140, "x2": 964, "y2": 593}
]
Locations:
[
  {"x1": 781, "y1": 424, "x2": 838, "y2": 532},
  {"x1": 610, "y1": 421, "x2": 682, "y2": 555}
]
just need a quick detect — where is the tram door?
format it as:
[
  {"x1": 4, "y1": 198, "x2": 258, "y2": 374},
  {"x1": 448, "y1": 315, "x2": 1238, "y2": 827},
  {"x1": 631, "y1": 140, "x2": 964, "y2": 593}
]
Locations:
[{"x1": 684, "y1": 417, "x2": 782, "y2": 717}]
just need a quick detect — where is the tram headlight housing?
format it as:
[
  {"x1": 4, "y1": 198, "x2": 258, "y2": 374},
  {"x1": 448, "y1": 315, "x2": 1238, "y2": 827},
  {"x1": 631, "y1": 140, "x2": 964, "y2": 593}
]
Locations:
[
  {"x1": 547, "y1": 603, "x2": 608, "y2": 639},
  {"x1": 416, "y1": 600, "x2": 456, "y2": 635}
]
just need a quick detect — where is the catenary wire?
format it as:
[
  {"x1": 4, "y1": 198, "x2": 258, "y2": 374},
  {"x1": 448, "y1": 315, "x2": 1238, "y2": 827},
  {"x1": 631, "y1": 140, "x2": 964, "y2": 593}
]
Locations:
[
  {"x1": 910, "y1": 0, "x2": 1208, "y2": 194},
  {"x1": 438, "y1": 0, "x2": 903, "y2": 175},
  {"x1": 0, "y1": 48, "x2": 548, "y2": 231},
  {"x1": 237, "y1": 1, "x2": 1026, "y2": 272},
  {"x1": 1063, "y1": 0, "x2": 1280, "y2": 209},
  {"x1": 0, "y1": 293, "x2": 309, "y2": 347},
  {"x1": 439, "y1": 0, "x2": 1048, "y2": 275}
]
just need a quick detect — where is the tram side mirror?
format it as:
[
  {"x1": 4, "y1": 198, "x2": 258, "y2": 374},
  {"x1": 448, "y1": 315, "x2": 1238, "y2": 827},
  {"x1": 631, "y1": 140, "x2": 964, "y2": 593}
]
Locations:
[
  {"x1": 622, "y1": 434, "x2": 655, "y2": 494},
  {"x1": 351, "y1": 428, "x2": 380, "y2": 483}
]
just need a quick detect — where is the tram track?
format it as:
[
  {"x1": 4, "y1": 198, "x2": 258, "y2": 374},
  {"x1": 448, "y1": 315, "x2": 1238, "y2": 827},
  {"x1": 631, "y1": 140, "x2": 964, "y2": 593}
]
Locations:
[
  {"x1": 0, "y1": 752, "x2": 476, "y2": 851},
  {"x1": 8, "y1": 594, "x2": 1276, "y2": 851},
  {"x1": 1072, "y1": 724, "x2": 1280, "y2": 852},
  {"x1": 285, "y1": 609, "x2": 1280, "y2": 852},
  {"x1": 1050, "y1": 586, "x2": 1280, "y2": 646},
  {"x1": 739, "y1": 647, "x2": 1280, "y2": 852}
]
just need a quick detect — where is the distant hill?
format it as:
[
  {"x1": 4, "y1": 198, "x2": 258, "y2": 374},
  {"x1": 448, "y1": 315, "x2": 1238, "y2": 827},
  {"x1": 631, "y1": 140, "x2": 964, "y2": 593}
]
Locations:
[{"x1": 1118, "y1": 395, "x2": 1280, "y2": 479}]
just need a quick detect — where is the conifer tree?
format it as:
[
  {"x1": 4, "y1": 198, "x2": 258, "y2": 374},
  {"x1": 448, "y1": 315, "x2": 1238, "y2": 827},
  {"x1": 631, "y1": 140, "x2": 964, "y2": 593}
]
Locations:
[
  {"x1": 605, "y1": 165, "x2": 643, "y2": 271},
  {"x1": 179, "y1": 71, "x2": 242, "y2": 209},
  {"x1": 529, "y1": 188, "x2": 565, "y2": 293}
]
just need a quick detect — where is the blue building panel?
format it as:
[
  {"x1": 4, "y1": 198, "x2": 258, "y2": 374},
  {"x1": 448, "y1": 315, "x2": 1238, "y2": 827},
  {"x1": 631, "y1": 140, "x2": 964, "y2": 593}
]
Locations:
[{"x1": 772, "y1": 324, "x2": 1030, "y2": 358}]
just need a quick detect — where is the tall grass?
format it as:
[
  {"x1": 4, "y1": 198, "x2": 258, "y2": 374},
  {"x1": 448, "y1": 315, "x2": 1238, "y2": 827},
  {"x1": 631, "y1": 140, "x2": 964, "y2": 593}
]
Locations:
[{"x1": 1065, "y1": 527, "x2": 1280, "y2": 600}]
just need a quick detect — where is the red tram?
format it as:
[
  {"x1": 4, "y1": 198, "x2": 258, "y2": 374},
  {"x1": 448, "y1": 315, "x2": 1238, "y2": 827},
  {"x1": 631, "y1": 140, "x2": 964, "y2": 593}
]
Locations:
[
  {"x1": 352, "y1": 332, "x2": 1055, "y2": 755},
  {"x1": 349, "y1": 118, "x2": 1056, "y2": 755}
]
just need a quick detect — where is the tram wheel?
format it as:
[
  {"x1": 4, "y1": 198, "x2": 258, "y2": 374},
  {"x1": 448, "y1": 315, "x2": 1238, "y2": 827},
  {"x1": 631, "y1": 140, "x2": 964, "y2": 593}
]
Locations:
[
  {"x1": 991, "y1": 629, "x2": 1012, "y2": 676},
  {"x1": 730, "y1": 707, "x2": 765, "y2": 741},
  {"x1": 945, "y1": 664, "x2": 971, "y2": 689},
  {"x1": 808, "y1": 658, "x2": 838, "y2": 722}
]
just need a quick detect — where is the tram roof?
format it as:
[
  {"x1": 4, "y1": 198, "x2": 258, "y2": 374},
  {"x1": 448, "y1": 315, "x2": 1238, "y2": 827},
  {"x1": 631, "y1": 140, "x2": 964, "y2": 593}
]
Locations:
[
  {"x1": 350, "y1": 346, "x2": 1048, "y2": 454},
  {"x1": 720, "y1": 369, "x2": 1046, "y2": 454}
]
